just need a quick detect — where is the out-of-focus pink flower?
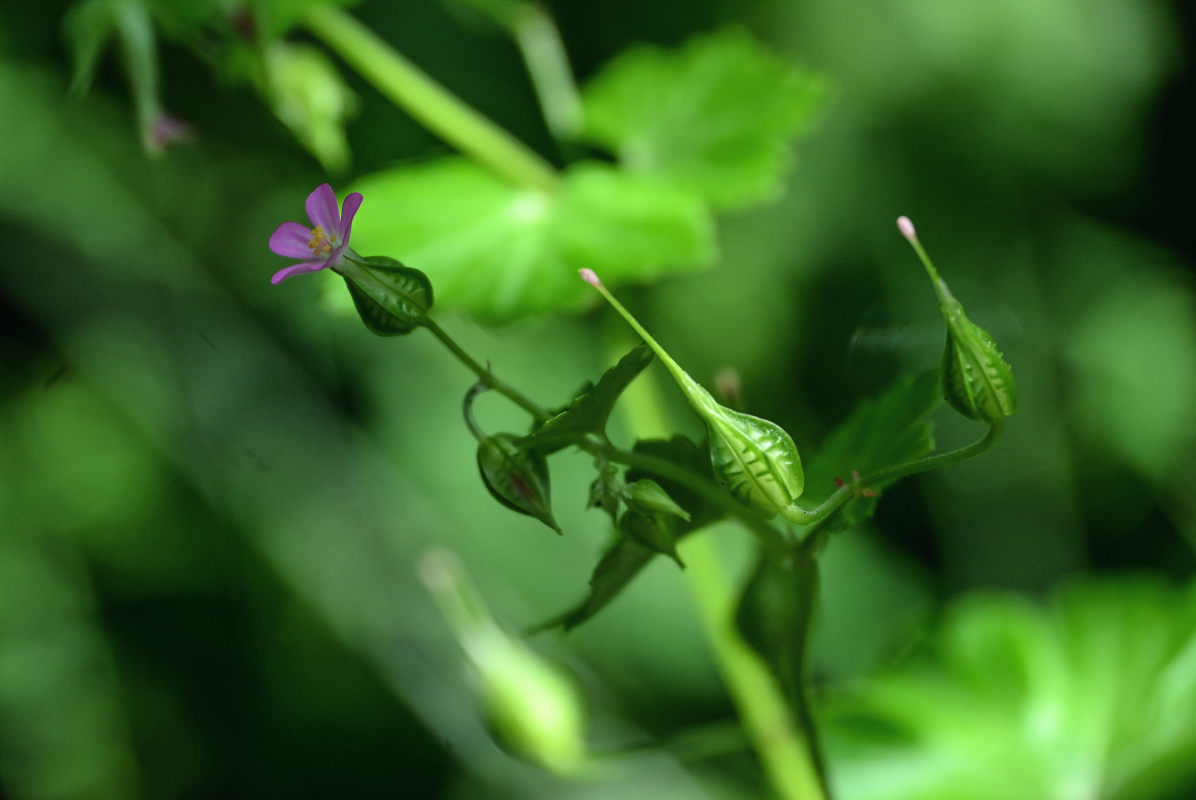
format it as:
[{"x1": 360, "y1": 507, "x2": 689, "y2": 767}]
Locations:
[
  {"x1": 268, "y1": 183, "x2": 362, "y2": 284},
  {"x1": 147, "y1": 113, "x2": 193, "y2": 154}
]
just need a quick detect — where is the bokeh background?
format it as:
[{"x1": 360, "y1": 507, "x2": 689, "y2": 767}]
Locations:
[{"x1": 3, "y1": 0, "x2": 1195, "y2": 798}]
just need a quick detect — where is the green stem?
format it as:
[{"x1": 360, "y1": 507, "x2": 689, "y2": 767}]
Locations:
[
  {"x1": 509, "y1": 4, "x2": 582, "y2": 143},
  {"x1": 864, "y1": 421, "x2": 1002, "y2": 486},
  {"x1": 903, "y1": 227, "x2": 957, "y2": 312},
  {"x1": 781, "y1": 421, "x2": 1003, "y2": 526},
  {"x1": 462, "y1": 382, "x2": 491, "y2": 442},
  {"x1": 422, "y1": 317, "x2": 551, "y2": 422},
  {"x1": 682, "y1": 535, "x2": 828, "y2": 800},
  {"x1": 611, "y1": 344, "x2": 828, "y2": 800},
  {"x1": 787, "y1": 542, "x2": 830, "y2": 793},
  {"x1": 304, "y1": 5, "x2": 559, "y2": 191},
  {"x1": 780, "y1": 486, "x2": 853, "y2": 526}
]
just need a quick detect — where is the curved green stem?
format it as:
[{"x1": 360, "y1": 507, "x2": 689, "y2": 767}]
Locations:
[
  {"x1": 462, "y1": 382, "x2": 491, "y2": 441},
  {"x1": 421, "y1": 317, "x2": 551, "y2": 422},
  {"x1": 781, "y1": 421, "x2": 1003, "y2": 527},
  {"x1": 780, "y1": 485, "x2": 853, "y2": 526},
  {"x1": 864, "y1": 420, "x2": 1002, "y2": 486},
  {"x1": 304, "y1": 5, "x2": 558, "y2": 191}
]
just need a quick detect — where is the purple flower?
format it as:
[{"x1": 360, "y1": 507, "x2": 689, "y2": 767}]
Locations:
[{"x1": 269, "y1": 183, "x2": 363, "y2": 284}]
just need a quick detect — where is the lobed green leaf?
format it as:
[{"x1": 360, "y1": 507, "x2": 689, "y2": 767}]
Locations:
[
  {"x1": 349, "y1": 159, "x2": 712, "y2": 322},
  {"x1": 823, "y1": 577, "x2": 1196, "y2": 800},
  {"x1": 580, "y1": 27, "x2": 828, "y2": 209}
]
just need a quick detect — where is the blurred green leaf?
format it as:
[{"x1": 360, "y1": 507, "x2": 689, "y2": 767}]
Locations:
[
  {"x1": 581, "y1": 27, "x2": 828, "y2": 209},
  {"x1": 350, "y1": 158, "x2": 712, "y2": 322},
  {"x1": 803, "y1": 372, "x2": 940, "y2": 532},
  {"x1": 524, "y1": 343, "x2": 653, "y2": 454},
  {"x1": 1064, "y1": 275, "x2": 1196, "y2": 480},
  {"x1": 823, "y1": 577, "x2": 1196, "y2": 800},
  {"x1": 341, "y1": 255, "x2": 433, "y2": 336}
]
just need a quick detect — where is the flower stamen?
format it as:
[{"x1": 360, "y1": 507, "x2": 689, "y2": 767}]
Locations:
[{"x1": 308, "y1": 225, "x2": 336, "y2": 255}]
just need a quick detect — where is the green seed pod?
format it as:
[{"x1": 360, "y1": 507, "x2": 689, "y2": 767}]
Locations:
[
  {"x1": 579, "y1": 269, "x2": 805, "y2": 518},
  {"x1": 337, "y1": 255, "x2": 434, "y2": 336},
  {"x1": 939, "y1": 316, "x2": 1017, "y2": 424},
  {"x1": 477, "y1": 434, "x2": 560, "y2": 533},
  {"x1": 898, "y1": 217, "x2": 1017, "y2": 425}
]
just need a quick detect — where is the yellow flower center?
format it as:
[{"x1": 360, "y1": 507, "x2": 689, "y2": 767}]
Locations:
[{"x1": 308, "y1": 225, "x2": 338, "y2": 256}]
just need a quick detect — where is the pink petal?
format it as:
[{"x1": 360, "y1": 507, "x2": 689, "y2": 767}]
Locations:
[
  {"x1": 338, "y1": 192, "x2": 363, "y2": 242},
  {"x1": 269, "y1": 222, "x2": 315, "y2": 259},
  {"x1": 305, "y1": 183, "x2": 340, "y2": 233},
  {"x1": 270, "y1": 260, "x2": 327, "y2": 284}
]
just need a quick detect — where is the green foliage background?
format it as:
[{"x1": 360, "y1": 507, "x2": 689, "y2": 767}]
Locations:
[{"x1": 2, "y1": 0, "x2": 1195, "y2": 798}]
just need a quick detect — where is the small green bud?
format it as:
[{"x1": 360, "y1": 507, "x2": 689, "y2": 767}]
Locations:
[
  {"x1": 418, "y1": 549, "x2": 587, "y2": 775},
  {"x1": 580, "y1": 270, "x2": 805, "y2": 519},
  {"x1": 619, "y1": 510, "x2": 683, "y2": 566},
  {"x1": 477, "y1": 434, "x2": 560, "y2": 533},
  {"x1": 897, "y1": 217, "x2": 1017, "y2": 425},
  {"x1": 622, "y1": 479, "x2": 690, "y2": 522},
  {"x1": 587, "y1": 462, "x2": 622, "y2": 523}
]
